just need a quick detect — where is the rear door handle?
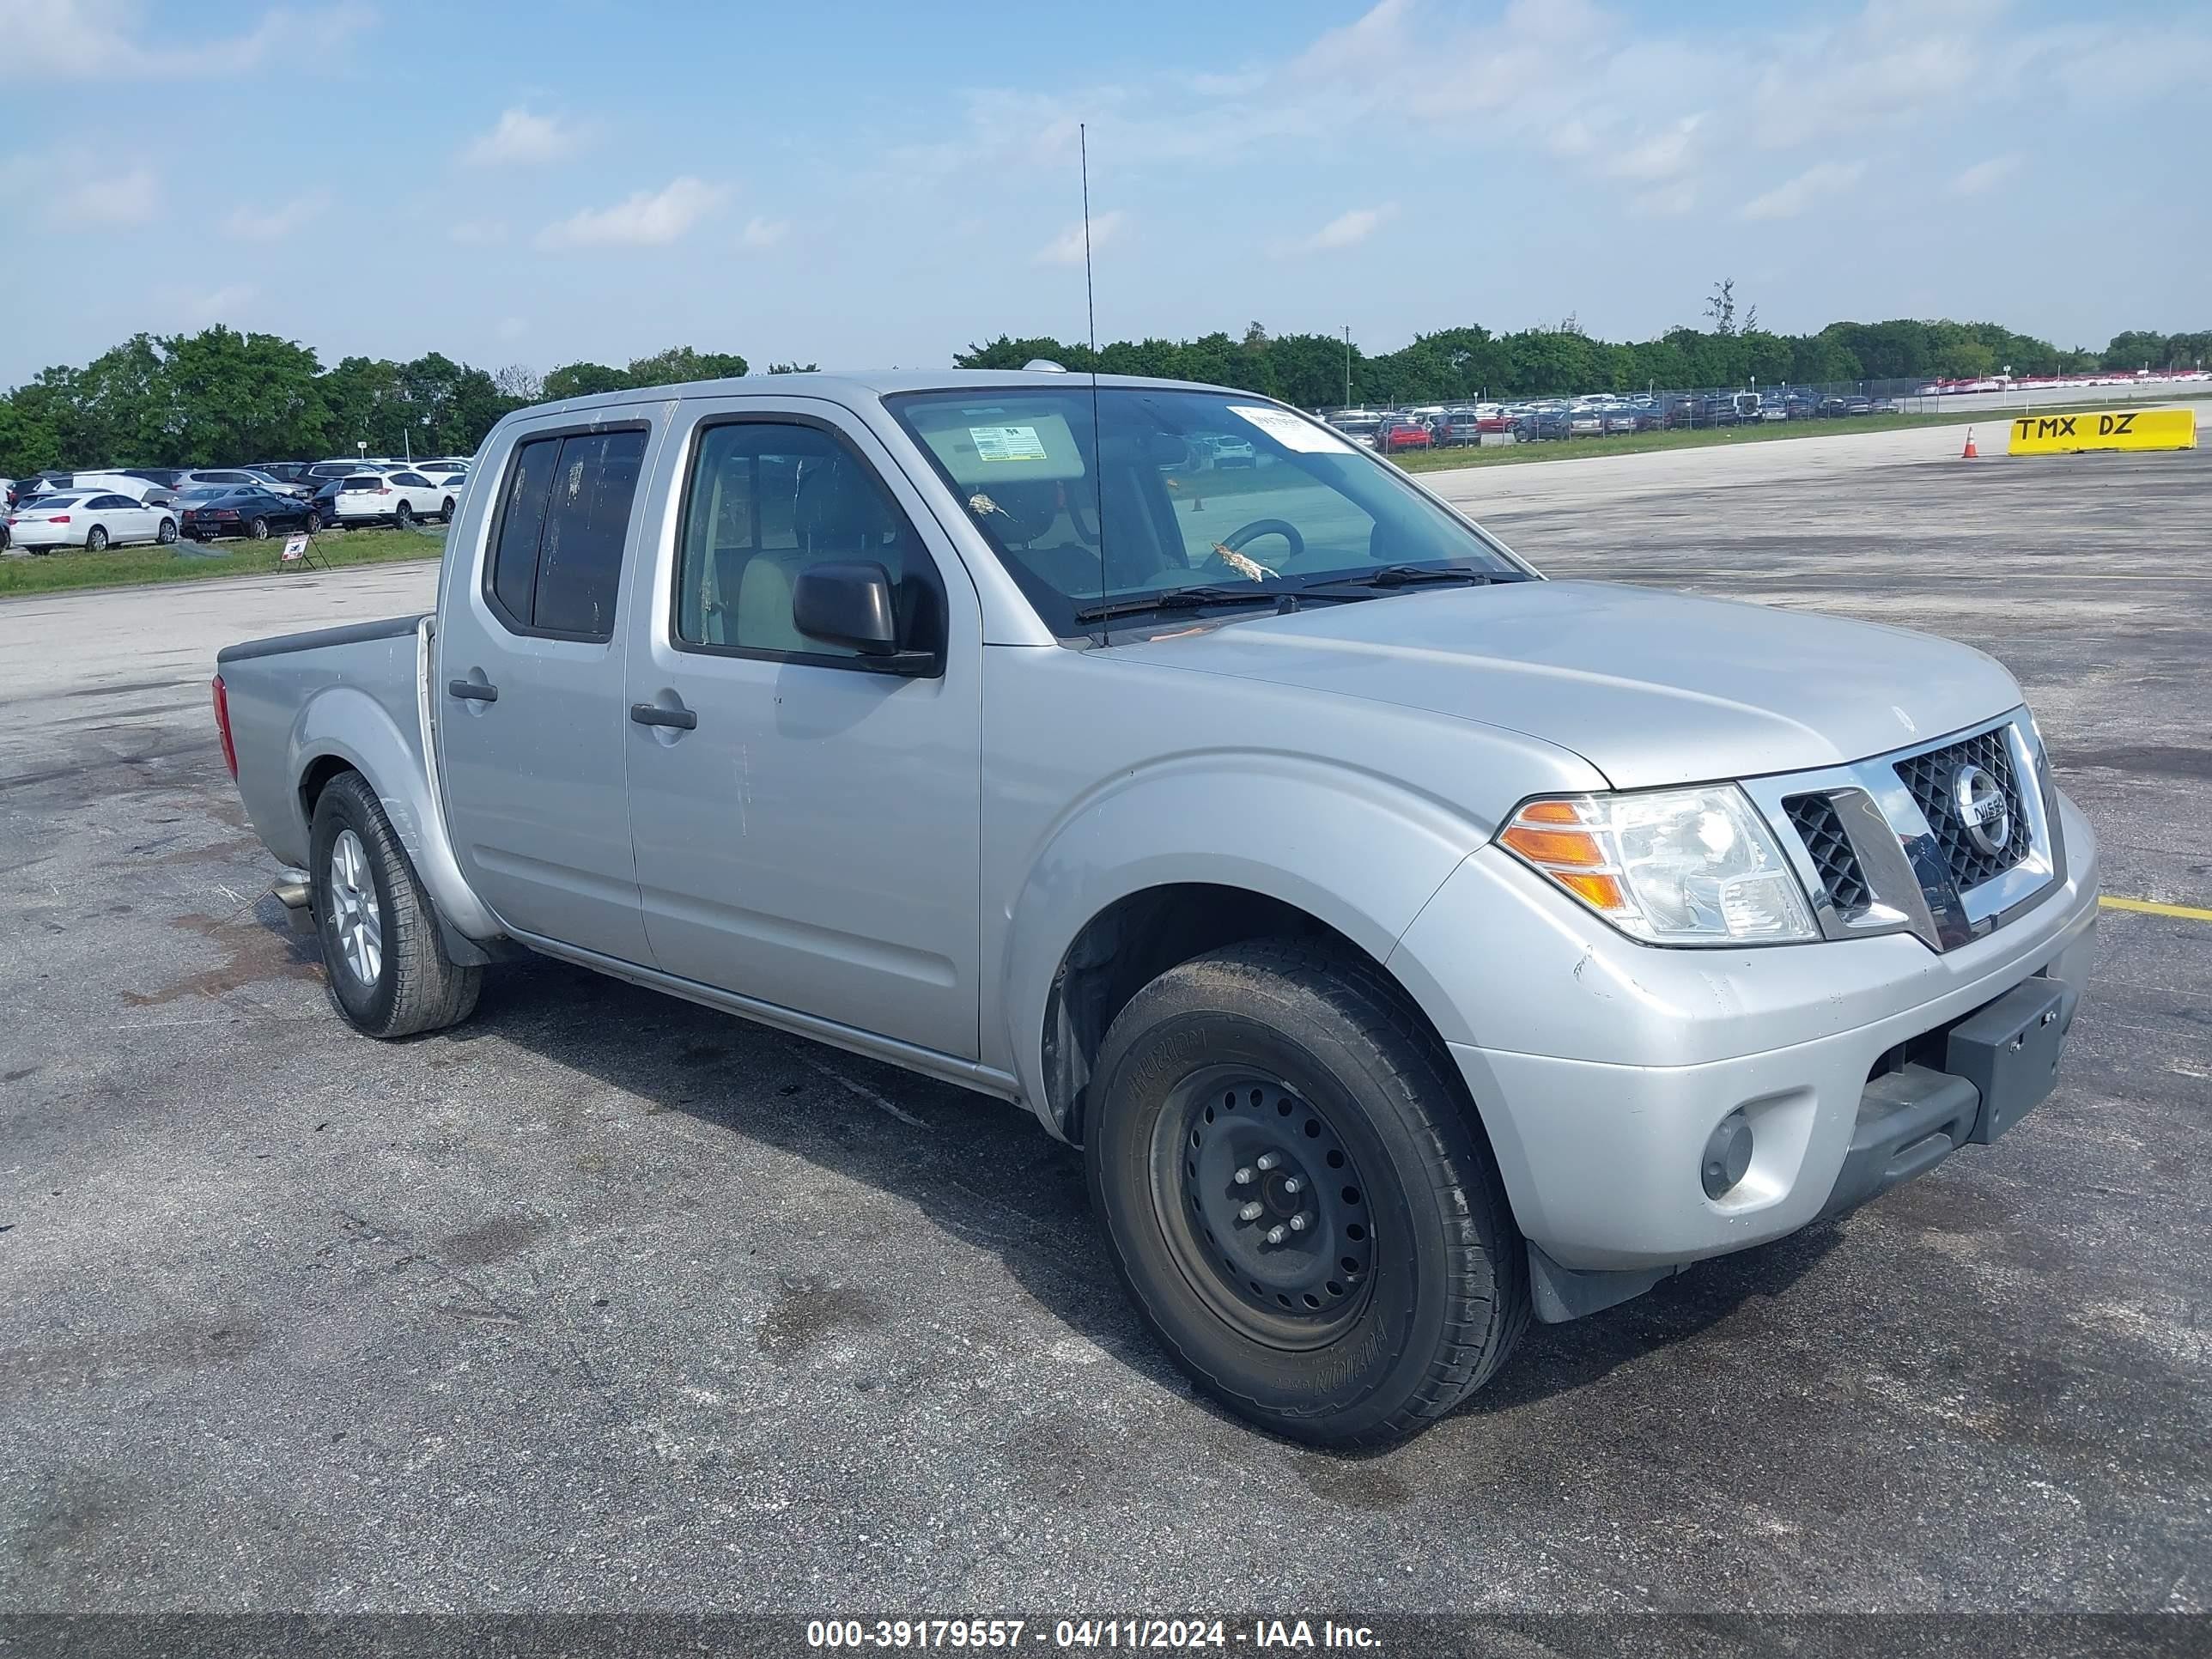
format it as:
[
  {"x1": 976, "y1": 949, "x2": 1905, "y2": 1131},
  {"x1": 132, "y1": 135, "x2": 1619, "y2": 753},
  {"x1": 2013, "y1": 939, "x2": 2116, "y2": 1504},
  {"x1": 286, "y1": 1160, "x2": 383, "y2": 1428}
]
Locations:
[
  {"x1": 630, "y1": 702, "x2": 696, "y2": 731},
  {"x1": 447, "y1": 678, "x2": 498, "y2": 702}
]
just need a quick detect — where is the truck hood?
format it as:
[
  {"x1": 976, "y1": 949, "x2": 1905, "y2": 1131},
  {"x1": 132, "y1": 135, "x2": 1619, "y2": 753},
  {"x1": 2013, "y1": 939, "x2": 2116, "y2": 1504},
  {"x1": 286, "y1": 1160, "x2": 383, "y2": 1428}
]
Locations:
[{"x1": 1112, "y1": 580, "x2": 2022, "y2": 789}]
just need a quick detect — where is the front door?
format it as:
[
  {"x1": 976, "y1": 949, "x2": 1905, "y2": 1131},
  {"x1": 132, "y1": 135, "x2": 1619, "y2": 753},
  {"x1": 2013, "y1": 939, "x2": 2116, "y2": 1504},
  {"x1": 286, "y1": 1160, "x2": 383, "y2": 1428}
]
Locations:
[
  {"x1": 435, "y1": 412, "x2": 662, "y2": 963},
  {"x1": 624, "y1": 402, "x2": 983, "y2": 1059}
]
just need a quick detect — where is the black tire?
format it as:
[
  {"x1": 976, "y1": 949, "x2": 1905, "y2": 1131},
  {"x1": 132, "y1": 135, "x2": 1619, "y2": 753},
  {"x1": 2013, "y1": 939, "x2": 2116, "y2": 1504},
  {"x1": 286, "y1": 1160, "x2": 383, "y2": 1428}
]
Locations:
[
  {"x1": 247, "y1": 516, "x2": 270, "y2": 540},
  {"x1": 86, "y1": 526, "x2": 108, "y2": 551},
  {"x1": 441, "y1": 496, "x2": 455, "y2": 523},
  {"x1": 308, "y1": 771, "x2": 482, "y2": 1040},
  {"x1": 156, "y1": 517, "x2": 177, "y2": 544},
  {"x1": 1087, "y1": 939, "x2": 1528, "y2": 1448},
  {"x1": 394, "y1": 501, "x2": 414, "y2": 528}
]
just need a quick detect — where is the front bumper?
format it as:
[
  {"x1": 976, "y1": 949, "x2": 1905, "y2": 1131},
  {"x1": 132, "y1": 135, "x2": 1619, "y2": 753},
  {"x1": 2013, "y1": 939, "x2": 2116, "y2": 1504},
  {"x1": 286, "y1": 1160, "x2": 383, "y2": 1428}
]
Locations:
[{"x1": 1390, "y1": 790, "x2": 2100, "y2": 1290}]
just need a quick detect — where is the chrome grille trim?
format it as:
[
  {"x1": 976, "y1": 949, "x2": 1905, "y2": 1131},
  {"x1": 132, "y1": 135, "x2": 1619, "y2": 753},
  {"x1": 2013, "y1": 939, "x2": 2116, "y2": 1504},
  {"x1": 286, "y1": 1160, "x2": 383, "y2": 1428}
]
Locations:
[{"x1": 1741, "y1": 709, "x2": 2063, "y2": 954}]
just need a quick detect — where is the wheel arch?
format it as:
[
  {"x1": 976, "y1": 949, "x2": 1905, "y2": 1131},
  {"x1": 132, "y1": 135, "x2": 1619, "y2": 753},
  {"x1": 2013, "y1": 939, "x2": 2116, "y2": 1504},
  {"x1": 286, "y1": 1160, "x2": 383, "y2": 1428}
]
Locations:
[{"x1": 1034, "y1": 880, "x2": 1481, "y2": 1163}]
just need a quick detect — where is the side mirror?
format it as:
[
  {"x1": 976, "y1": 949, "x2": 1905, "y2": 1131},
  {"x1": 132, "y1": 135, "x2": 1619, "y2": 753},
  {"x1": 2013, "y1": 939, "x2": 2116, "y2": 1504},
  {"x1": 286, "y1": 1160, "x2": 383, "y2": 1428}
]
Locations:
[{"x1": 791, "y1": 561, "x2": 933, "y2": 672}]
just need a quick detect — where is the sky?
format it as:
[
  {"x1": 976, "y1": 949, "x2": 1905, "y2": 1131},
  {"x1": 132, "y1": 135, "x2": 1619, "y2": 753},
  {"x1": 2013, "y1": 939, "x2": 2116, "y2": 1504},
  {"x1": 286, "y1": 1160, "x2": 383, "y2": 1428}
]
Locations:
[{"x1": 1, "y1": 0, "x2": 2207, "y2": 387}]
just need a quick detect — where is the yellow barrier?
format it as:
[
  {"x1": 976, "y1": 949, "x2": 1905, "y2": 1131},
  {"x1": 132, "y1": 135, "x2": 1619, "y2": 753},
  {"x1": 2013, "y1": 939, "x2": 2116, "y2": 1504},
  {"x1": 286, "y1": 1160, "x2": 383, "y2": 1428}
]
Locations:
[{"x1": 2006, "y1": 406, "x2": 2198, "y2": 455}]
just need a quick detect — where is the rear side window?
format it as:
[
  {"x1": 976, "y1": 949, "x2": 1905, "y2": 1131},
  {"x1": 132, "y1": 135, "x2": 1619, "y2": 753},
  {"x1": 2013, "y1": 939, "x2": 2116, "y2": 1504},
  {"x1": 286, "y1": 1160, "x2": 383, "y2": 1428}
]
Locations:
[{"x1": 484, "y1": 427, "x2": 646, "y2": 641}]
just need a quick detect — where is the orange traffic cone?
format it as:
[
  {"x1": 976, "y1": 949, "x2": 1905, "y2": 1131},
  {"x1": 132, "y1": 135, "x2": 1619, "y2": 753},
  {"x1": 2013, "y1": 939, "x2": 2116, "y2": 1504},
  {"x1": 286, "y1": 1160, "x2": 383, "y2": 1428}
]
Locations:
[{"x1": 1960, "y1": 428, "x2": 1978, "y2": 459}]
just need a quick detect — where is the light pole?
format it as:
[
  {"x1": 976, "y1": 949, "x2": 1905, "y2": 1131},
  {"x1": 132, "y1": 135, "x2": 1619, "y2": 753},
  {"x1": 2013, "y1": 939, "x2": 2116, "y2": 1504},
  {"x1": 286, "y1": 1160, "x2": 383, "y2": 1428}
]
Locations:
[{"x1": 1343, "y1": 325, "x2": 1352, "y2": 410}]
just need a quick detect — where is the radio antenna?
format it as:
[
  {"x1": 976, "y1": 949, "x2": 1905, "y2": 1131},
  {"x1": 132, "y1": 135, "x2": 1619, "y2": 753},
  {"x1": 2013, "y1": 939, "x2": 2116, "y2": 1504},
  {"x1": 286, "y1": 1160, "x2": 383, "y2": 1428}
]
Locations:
[{"x1": 1081, "y1": 121, "x2": 1107, "y2": 642}]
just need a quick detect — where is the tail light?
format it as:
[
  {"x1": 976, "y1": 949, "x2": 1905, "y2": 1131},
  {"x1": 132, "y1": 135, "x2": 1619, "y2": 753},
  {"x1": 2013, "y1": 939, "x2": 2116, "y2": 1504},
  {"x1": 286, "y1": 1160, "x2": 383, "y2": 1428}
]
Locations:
[
  {"x1": 376, "y1": 486, "x2": 392, "y2": 495},
  {"x1": 210, "y1": 675, "x2": 239, "y2": 780},
  {"x1": 47, "y1": 514, "x2": 70, "y2": 524}
]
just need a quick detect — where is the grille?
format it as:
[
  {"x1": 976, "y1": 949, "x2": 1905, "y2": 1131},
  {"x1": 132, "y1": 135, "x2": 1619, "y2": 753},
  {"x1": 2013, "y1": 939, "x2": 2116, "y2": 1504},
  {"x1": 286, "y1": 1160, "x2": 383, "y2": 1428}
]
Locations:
[
  {"x1": 1894, "y1": 726, "x2": 2031, "y2": 893},
  {"x1": 1784, "y1": 793, "x2": 1871, "y2": 920}
]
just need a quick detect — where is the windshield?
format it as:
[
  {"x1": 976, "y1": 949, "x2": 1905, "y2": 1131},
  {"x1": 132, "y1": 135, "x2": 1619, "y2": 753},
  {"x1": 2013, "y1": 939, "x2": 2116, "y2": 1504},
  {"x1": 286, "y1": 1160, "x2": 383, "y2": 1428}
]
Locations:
[{"x1": 887, "y1": 386, "x2": 1523, "y2": 636}]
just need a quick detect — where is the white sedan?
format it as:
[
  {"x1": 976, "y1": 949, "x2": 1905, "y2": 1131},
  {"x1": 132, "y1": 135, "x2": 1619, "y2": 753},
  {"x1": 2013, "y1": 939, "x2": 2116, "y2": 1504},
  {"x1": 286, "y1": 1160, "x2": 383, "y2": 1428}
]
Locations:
[
  {"x1": 331, "y1": 470, "x2": 459, "y2": 527},
  {"x1": 5, "y1": 491, "x2": 179, "y2": 552}
]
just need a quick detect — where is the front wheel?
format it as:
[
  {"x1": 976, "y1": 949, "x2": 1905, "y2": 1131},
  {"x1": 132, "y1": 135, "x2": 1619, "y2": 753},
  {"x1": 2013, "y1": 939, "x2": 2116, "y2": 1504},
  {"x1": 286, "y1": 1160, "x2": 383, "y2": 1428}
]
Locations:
[
  {"x1": 1087, "y1": 939, "x2": 1528, "y2": 1448},
  {"x1": 440, "y1": 496, "x2": 455, "y2": 523},
  {"x1": 156, "y1": 517, "x2": 177, "y2": 544},
  {"x1": 309, "y1": 771, "x2": 482, "y2": 1039}
]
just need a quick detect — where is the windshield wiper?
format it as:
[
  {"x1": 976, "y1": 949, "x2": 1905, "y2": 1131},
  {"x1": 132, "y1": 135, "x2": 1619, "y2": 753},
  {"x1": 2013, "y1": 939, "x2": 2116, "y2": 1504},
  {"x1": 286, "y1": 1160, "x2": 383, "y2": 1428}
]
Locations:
[
  {"x1": 1074, "y1": 586, "x2": 1292, "y2": 623},
  {"x1": 1304, "y1": 563, "x2": 1503, "y2": 592}
]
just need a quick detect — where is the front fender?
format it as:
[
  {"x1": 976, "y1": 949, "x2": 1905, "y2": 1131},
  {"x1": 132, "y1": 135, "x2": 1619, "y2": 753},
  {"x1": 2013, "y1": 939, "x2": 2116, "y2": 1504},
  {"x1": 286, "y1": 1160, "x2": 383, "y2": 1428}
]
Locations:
[
  {"x1": 290, "y1": 682, "x2": 502, "y2": 941},
  {"x1": 996, "y1": 750, "x2": 1502, "y2": 1131}
]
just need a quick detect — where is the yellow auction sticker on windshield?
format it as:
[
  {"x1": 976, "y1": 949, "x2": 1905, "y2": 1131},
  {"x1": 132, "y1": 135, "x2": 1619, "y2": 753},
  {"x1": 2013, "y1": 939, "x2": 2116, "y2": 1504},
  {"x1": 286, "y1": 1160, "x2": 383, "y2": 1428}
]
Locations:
[
  {"x1": 1227, "y1": 404, "x2": 1356, "y2": 454},
  {"x1": 969, "y1": 425, "x2": 1049, "y2": 462}
]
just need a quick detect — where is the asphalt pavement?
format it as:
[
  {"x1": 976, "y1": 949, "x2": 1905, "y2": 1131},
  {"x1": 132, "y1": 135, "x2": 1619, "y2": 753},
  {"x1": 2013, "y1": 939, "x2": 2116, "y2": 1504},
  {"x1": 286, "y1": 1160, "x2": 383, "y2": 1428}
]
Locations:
[{"x1": 2, "y1": 439, "x2": 2208, "y2": 1617}]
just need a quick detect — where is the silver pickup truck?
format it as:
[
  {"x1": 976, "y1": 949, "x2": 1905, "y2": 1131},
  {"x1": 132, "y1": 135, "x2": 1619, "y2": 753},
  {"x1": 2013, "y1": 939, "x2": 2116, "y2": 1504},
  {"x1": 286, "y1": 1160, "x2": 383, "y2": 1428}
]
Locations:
[{"x1": 213, "y1": 371, "x2": 2099, "y2": 1446}]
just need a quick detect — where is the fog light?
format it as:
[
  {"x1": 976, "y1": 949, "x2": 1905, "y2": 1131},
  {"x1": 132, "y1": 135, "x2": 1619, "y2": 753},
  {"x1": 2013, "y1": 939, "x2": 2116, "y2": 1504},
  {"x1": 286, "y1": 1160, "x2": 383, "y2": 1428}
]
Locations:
[{"x1": 1701, "y1": 1111, "x2": 1753, "y2": 1200}]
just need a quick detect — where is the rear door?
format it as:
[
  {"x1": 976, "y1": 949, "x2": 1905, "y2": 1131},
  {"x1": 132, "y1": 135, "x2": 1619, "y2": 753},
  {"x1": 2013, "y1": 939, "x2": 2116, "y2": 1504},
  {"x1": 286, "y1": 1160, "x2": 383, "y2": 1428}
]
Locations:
[
  {"x1": 622, "y1": 398, "x2": 984, "y2": 1057},
  {"x1": 434, "y1": 409, "x2": 665, "y2": 963}
]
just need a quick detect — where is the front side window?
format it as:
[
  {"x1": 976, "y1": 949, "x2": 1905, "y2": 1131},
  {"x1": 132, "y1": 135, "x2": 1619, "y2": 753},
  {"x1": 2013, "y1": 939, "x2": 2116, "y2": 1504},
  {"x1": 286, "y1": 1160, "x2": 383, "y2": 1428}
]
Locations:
[
  {"x1": 886, "y1": 387, "x2": 1522, "y2": 637},
  {"x1": 672, "y1": 421, "x2": 941, "y2": 663},
  {"x1": 484, "y1": 428, "x2": 645, "y2": 641}
]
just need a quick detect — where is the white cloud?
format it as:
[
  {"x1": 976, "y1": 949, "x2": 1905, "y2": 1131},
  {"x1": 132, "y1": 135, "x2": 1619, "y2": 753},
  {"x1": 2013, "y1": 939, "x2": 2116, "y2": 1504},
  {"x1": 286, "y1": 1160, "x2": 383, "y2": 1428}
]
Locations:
[
  {"x1": 223, "y1": 191, "x2": 328, "y2": 240},
  {"x1": 1603, "y1": 114, "x2": 1705, "y2": 183},
  {"x1": 9, "y1": 0, "x2": 365, "y2": 77},
  {"x1": 1630, "y1": 181, "x2": 1698, "y2": 218},
  {"x1": 155, "y1": 281, "x2": 258, "y2": 324},
  {"x1": 536, "y1": 177, "x2": 729, "y2": 249},
  {"x1": 58, "y1": 166, "x2": 160, "y2": 226},
  {"x1": 1739, "y1": 160, "x2": 1866, "y2": 221},
  {"x1": 1035, "y1": 208, "x2": 1127, "y2": 266},
  {"x1": 461, "y1": 107, "x2": 584, "y2": 167},
  {"x1": 1296, "y1": 204, "x2": 1396, "y2": 253},
  {"x1": 1951, "y1": 153, "x2": 2021, "y2": 196},
  {"x1": 740, "y1": 215, "x2": 790, "y2": 249},
  {"x1": 448, "y1": 219, "x2": 510, "y2": 246}
]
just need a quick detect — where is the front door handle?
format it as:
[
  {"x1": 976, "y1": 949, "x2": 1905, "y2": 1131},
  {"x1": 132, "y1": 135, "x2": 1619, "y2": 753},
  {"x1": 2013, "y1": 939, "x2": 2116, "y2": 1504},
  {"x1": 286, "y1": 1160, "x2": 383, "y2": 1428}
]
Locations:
[
  {"x1": 629, "y1": 702, "x2": 697, "y2": 731},
  {"x1": 447, "y1": 678, "x2": 498, "y2": 702}
]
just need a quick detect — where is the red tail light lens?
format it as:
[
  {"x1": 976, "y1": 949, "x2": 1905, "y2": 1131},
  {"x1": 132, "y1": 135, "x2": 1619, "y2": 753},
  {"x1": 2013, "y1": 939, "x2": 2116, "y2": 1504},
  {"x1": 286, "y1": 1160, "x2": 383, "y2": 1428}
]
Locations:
[
  {"x1": 376, "y1": 487, "x2": 391, "y2": 495},
  {"x1": 210, "y1": 675, "x2": 239, "y2": 780},
  {"x1": 49, "y1": 514, "x2": 70, "y2": 524}
]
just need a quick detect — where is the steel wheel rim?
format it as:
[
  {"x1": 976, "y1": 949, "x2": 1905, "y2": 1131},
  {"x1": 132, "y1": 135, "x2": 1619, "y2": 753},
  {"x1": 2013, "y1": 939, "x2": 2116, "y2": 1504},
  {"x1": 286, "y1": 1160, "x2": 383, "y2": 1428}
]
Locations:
[
  {"x1": 327, "y1": 829, "x2": 383, "y2": 987},
  {"x1": 1151, "y1": 1065, "x2": 1375, "y2": 1349}
]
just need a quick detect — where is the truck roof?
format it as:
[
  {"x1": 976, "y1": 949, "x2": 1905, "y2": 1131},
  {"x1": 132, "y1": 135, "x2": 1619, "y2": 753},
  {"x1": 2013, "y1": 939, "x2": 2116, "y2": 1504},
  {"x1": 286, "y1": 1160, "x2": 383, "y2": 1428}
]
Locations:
[{"x1": 530, "y1": 368, "x2": 1255, "y2": 419}]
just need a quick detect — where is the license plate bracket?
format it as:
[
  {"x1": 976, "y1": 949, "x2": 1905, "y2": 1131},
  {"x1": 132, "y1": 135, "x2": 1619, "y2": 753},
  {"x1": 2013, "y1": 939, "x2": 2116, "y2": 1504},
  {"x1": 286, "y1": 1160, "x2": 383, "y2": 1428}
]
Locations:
[{"x1": 1947, "y1": 976, "x2": 2073, "y2": 1146}]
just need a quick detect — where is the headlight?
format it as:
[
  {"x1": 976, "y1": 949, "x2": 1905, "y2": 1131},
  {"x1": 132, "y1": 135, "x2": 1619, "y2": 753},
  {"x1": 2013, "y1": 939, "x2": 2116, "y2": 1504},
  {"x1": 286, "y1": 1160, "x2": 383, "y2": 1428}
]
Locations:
[{"x1": 1498, "y1": 786, "x2": 1817, "y2": 945}]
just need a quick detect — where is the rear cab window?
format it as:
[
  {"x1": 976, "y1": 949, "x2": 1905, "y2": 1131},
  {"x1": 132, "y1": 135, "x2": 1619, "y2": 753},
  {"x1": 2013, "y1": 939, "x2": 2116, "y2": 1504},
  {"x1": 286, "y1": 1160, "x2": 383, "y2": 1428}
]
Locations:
[{"x1": 483, "y1": 425, "x2": 647, "y2": 641}]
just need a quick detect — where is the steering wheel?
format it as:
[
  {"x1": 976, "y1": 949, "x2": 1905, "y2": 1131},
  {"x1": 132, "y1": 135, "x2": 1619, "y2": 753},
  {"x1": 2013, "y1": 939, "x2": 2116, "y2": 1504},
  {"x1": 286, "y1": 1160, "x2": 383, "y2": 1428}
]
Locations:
[{"x1": 1205, "y1": 518, "x2": 1305, "y2": 577}]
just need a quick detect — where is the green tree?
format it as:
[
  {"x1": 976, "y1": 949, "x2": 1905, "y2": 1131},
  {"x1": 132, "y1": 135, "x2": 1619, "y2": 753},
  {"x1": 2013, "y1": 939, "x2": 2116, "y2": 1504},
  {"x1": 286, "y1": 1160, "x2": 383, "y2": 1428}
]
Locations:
[
  {"x1": 623, "y1": 346, "x2": 749, "y2": 386},
  {"x1": 542, "y1": 362, "x2": 628, "y2": 401}
]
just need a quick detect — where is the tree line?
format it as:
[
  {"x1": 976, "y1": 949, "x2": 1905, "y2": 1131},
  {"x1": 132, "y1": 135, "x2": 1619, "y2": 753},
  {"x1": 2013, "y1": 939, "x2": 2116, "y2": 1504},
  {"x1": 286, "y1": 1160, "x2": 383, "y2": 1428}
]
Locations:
[
  {"x1": 0, "y1": 336, "x2": 798, "y2": 477},
  {"x1": 2, "y1": 313, "x2": 2203, "y2": 477},
  {"x1": 959, "y1": 317, "x2": 2212, "y2": 410}
]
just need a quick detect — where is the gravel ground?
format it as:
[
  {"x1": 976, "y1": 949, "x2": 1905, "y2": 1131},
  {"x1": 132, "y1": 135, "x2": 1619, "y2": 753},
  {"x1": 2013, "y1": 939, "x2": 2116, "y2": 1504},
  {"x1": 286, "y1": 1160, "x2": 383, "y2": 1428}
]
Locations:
[{"x1": 2, "y1": 436, "x2": 2208, "y2": 1618}]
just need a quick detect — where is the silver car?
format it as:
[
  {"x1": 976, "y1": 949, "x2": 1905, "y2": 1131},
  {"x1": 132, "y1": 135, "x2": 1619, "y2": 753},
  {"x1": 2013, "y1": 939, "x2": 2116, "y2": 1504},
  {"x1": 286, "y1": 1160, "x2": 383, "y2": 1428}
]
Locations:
[{"x1": 212, "y1": 370, "x2": 2100, "y2": 1446}]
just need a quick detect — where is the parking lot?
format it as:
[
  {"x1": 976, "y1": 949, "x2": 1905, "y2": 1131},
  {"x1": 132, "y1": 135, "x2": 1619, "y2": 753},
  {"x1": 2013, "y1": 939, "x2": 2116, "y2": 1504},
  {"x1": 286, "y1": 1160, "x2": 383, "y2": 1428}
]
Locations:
[{"x1": 3, "y1": 432, "x2": 2208, "y2": 1615}]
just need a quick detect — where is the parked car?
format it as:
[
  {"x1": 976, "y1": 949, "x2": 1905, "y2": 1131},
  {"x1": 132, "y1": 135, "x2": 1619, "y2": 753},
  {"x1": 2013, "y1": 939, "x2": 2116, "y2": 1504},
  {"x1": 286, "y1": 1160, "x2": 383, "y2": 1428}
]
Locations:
[
  {"x1": 1192, "y1": 434, "x2": 1255, "y2": 469},
  {"x1": 172, "y1": 466, "x2": 308, "y2": 501},
  {"x1": 179, "y1": 486, "x2": 317, "y2": 541},
  {"x1": 210, "y1": 368, "x2": 2100, "y2": 1449},
  {"x1": 5, "y1": 490, "x2": 177, "y2": 551},
  {"x1": 1431, "y1": 410, "x2": 1481, "y2": 447},
  {"x1": 1517, "y1": 404, "x2": 1571, "y2": 441},
  {"x1": 120, "y1": 467, "x2": 191, "y2": 489},
  {"x1": 331, "y1": 469, "x2": 456, "y2": 527},
  {"x1": 251, "y1": 462, "x2": 316, "y2": 486},
  {"x1": 1566, "y1": 404, "x2": 1606, "y2": 437},
  {"x1": 307, "y1": 477, "x2": 347, "y2": 528},
  {"x1": 1374, "y1": 416, "x2": 1433, "y2": 453},
  {"x1": 307, "y1": 459, "x2": 394, "y2": 483},
  {"x1": 1325, "y1": 412, "x2": 1382, "y2": 447}
]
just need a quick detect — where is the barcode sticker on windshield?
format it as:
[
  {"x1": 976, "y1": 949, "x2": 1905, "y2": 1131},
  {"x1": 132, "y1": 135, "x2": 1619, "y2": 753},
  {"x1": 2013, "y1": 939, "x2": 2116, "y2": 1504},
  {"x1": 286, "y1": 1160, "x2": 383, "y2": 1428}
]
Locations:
[
  {"x1": 1226, "y1": 404, "x2": 1355, "y2": 453},
  {"x1": 969, "y1": 424, "x2": 1049, "y2": 462}
]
